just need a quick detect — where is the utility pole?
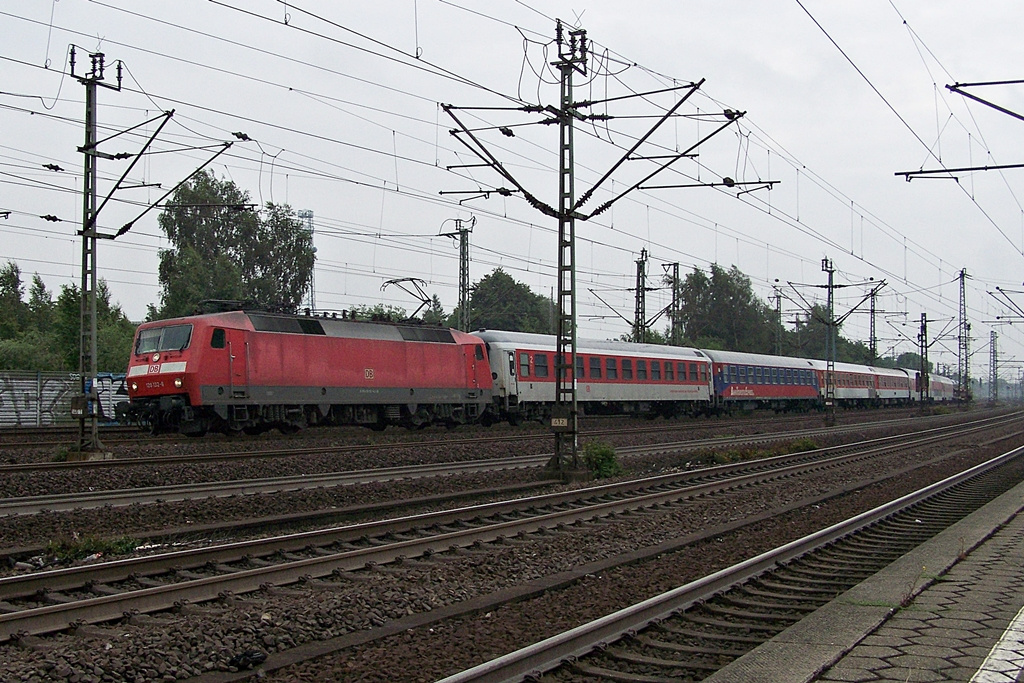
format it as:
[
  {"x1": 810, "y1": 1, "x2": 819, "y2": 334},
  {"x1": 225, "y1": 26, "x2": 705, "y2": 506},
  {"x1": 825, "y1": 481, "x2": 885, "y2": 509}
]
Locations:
[
  {"x1": 869, "y1": 286, "x2": 878, "y2": 365},
  {"x1": 957, "y1": 268, "x2": 971, "y2": 404},
  {"x1": 772, "y1": 281, "x2": 783, "y2": 356},
  {"x1": 918, "y1": 312, "x2": 930, "y2": 409},
  {"x1": 822, "y1": 258, "x2": 836, "y2": 426},
  {"x1": 440, "y1": 216, "x2": 475, "y2": 331},
  {"x1": 550, "y1": 22, "x2": 587, "y2": 471},
  {"x1": 442, "y1": 20, "x2": 744, "y2": 473},
  {"x1": 297, "y1": 210, "x2": 316, "y2": 314},
  {"x1": 663, "y1": 262, "x2": 681, "y2": 346},
  {"x1": 633, "y1": 248, "x2": 648, "y2": 343},
  {"x1": 73, "y1": 50, "x2": 121, "y2": 455},
  {"x1": 990, "y1": 330, "x2": 998, "y2": 405}
]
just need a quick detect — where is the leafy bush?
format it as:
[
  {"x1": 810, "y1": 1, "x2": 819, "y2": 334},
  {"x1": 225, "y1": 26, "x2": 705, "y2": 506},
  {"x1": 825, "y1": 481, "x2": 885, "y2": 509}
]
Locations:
[{"x1": 582, "y1": 440, "x2": 622, "y2": 478}]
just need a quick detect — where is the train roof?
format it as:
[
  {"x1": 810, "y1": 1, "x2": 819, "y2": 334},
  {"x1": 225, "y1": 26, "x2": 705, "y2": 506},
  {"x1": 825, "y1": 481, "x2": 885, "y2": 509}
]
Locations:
[
  {"x1": 138, "y1": 310, "x2": 477, "y2": 345},
  {"x1": 700, "y1": 349, "x2": 817, "y2": 368},
  {"x1": 472, "y1": 330, "x2": 707, "y2": 359},
  {"x1": 805, "y1": 359, "x2": 913, "y2": 377}
]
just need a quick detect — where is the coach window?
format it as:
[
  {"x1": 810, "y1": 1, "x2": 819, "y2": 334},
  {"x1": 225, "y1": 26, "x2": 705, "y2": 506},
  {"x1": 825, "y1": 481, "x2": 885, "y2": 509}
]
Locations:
[
  {"x1": 534, "y1": 353, "x2": 549, "y2": 377},
  {"x1": 729, "y1": 365, "x2": 738, "y2": 383},
  {"x1": 739, "y1": 366, "x2": 747, "y2": 383},
  {"x1": 519, "y1": 352, "x2": 531, "y2": 377},
  {"x1": 636, "y1": 360, "x2": 647, "y2": 380},
  {"x1": 651, "y1": 360, "x2": 661, "y2": 380},
  {"x1": 576, "y1": 355, "x2": 586, "y2": 379},
  {"x1": 771, "y1": 368, "x2": 778, "y2": 384},
  {"x1": 679, "y1": 363, "x2": 688, "y2": 381},
  {"x1": 685, "y1": 363, "x2": 695, "y2": 382},
  {"x1": 210, "y1": 328, "x2": 226, "y2": 349},
  {"x1": 700, "y1": 365, "x2": 708, "y2": 383},
  {"x1": 785, "y1": 369, "x2": 793, "y2": 384},
  {"x1": 755, "y1": 367, "x2": 762, "y2": 383},
  {"x1": 606, "y1": 358, "x2": 618, "y2": 379},
  {"x1": 590, "y1": 356, "x2": 602, "y2": 379},
  {"x1": 664, "y1": 362, "x2": 673, "y2": 381},
  {"x1": 622, "y1": 359, "x2": 633, "y2": 380}
]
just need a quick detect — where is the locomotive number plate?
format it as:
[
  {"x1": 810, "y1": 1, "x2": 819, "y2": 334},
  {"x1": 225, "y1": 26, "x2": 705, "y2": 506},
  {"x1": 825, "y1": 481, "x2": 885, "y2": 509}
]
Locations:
[{"x1": 364, "y1": 368, "x2": 375, "y2": 380}]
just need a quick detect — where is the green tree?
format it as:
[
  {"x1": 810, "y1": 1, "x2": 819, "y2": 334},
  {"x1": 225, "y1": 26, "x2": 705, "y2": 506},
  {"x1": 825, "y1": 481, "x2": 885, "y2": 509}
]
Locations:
[
  {"x1": 669, "y1": 264, "x2": 774, "y2": 352},
  {"x1": 53, "y1": 282, "x2": 135, "y2": 372},
  {"x1": 152, "y1": 171, "x2": 314, "y2": 319},
  {"x1": 470, "y1": 268, "x2": 553, "y2": 333},
  {"x1": 421, "y1": 295, "x2": 447, "y2": 326},
  {"x1": 0, "y1": 262, "x2": 28, "y2": 340}
]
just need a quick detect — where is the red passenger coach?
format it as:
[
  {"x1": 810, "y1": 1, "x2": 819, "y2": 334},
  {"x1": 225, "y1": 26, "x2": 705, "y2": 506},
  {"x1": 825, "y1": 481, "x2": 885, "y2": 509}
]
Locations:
[
  {"x1": 475, "y1": 330, "x2": 713, "y2": 422},
  {"x1": 122, "y1": 310, "x2": 492, "y2": 435}
]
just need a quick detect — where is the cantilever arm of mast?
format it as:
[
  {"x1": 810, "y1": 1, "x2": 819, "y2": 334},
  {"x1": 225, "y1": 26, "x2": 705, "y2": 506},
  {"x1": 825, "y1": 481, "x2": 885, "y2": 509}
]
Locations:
[
  {"x1": 573, "y1": 83, "x2": 701, "y2": 108},
  {"x1": 574, "y1": 79, "x2": 704, "y2": 211},
  {"x1": 582, "y1": 105, "x2": 742, "y2": 220},
  {"x1": 110, "y1": 142, "x2": 232, "y2": 238},
  {"x1": 86, "y1": 110, "x2": 174, "y2": 231},
  {"x1": 993, "y1": 287, "x2": 1024, "y2": 321},
  {"x1": 835, "y1": 281, "x2": 886, "y2": 327},
  {"x1": 947, "y1": 80, "x2": 1024, "y2": 124},
  {"x1": 442, "y1": 103, "x2": 558, "y2": 218}
]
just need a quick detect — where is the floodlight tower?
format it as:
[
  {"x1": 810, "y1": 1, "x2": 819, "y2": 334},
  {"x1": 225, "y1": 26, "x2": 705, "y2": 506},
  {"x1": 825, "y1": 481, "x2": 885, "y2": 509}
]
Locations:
[{"x1": 297, "y1": 210, "x2": 316, "y2": 313}]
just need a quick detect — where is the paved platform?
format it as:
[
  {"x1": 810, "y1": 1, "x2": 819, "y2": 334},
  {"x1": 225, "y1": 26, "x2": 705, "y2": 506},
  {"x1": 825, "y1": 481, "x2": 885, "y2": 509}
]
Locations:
[{"x1": 705, "y1": 477, "x2": 1024, "y2": 683}]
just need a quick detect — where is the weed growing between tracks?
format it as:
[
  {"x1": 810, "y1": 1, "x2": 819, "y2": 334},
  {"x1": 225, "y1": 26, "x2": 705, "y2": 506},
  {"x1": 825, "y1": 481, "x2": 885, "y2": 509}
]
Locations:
[
  {"x1": 45, "y1": 533, "x2": 138, "y2": 563},
  {"x1": 582, "y1": 440, "x2": 622, "y2": 478}
]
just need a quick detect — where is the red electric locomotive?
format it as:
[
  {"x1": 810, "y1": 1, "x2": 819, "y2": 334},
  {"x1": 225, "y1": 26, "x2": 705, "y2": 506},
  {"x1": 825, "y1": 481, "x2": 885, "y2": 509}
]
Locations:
[{"x1": 121, "y1": 310, "x2": 493, "y2": 435}]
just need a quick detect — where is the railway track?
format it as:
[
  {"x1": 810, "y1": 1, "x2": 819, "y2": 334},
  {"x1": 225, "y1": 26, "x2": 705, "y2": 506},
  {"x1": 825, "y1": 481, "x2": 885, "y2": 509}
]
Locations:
[
  {"x1": 0, "y1": 412, "x2": 1014, "y2": 515},
  {"x1": 438, "y1": 443, "x2": 1024, "y2": 683},
  {"x1": 0, "y1": 407, "x2": 923, "y2": 457},
  {"x1": 0, "y1": 412, "x2": 1015, "y2": 644}
]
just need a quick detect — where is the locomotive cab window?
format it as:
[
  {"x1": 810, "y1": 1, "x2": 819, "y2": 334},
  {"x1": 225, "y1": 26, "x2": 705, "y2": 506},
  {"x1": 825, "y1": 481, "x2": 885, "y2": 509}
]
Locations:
[
  {"x1": 136, "y1": 324, "x2": 193, "y2": 354},
  {"x1": 210, "y1": 328, "x2": 226, "y2": 349},
  {"x1": 475, "y1": 345, "x2": 485, "y2": 361}
]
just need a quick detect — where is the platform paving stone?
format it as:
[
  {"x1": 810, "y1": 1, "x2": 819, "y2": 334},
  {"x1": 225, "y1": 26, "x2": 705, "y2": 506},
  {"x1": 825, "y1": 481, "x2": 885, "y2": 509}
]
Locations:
[{"x1": 703, "y1": 476, "x2": 1024, "y2": 683}]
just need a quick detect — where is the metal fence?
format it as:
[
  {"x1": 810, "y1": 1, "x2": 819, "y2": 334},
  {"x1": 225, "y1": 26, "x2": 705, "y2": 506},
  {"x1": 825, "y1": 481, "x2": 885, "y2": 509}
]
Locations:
[{"x1": 0, "y1": 372, "x2": 126, "y2": 427}]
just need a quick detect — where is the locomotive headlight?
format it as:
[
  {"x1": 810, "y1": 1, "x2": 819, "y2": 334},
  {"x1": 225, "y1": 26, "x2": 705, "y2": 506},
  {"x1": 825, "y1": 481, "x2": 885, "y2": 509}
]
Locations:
[
  {"x1": 130, "y1": 382, "x2": 138, "y2": 392},
  {"x1": 174, "y1": 378, "x2": 183, "y2": 388},
  {"x1": 152, "y1": 353, "x2": 160, "y2": 362}
]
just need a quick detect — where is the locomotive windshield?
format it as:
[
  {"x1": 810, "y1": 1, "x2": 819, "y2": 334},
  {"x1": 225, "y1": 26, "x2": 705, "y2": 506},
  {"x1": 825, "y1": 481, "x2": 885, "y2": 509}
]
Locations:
[{"x1": 136, "y1": 324, "x2": 193, "y2": 354}]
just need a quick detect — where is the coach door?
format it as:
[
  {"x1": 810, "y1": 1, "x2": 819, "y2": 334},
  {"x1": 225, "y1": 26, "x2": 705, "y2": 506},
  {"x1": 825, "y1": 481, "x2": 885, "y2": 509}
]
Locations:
[{"x1": 225, "y1": 328, "x2": 250, "y2": 399}]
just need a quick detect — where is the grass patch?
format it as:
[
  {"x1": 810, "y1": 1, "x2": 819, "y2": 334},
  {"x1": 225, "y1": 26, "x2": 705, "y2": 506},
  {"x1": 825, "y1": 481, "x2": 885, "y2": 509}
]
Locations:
[
  {"x1": 46, "y1": 535, "x2": 139, "y2": 563},
  {"x1": 696, "y1": 438, "x2": 820, "y2": 466}
]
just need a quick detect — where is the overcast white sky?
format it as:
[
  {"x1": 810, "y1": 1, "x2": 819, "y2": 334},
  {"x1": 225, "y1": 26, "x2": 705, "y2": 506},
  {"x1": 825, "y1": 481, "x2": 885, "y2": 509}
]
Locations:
[{"x1": 3, "y1": 1, "x2": 1024, "y2": 382}]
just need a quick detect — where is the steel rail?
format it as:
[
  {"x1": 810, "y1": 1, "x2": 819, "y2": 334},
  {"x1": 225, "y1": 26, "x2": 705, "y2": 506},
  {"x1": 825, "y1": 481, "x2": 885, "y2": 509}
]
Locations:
[
  {"x1": 0, "y1": 409, "x2": 952, "y2": 467},
  {"x1": 2, "y1": 412, "x2": 1015, "y2": 516},
  {"x1": 434, "y1": 444, "x2": 1024, "y2": 683},
  {"x1": 0, "y1": 416, "x2": 1014, "y2": 642}
]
